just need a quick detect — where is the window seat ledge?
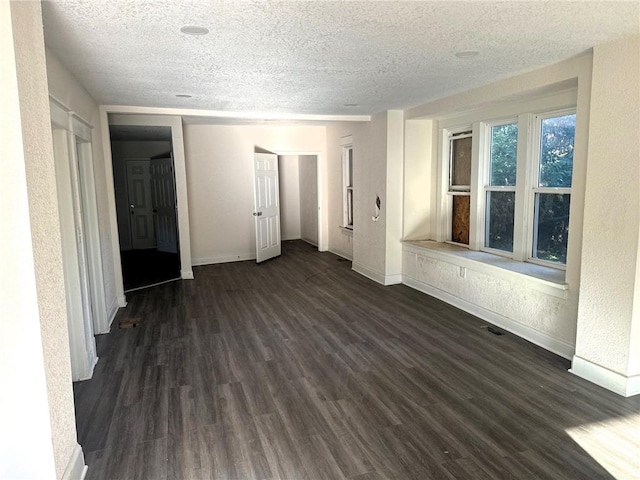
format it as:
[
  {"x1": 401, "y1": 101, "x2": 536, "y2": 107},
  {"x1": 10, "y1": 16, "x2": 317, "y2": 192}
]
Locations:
[{"x1": 402, "y1": 240, "x2": 568, "y2": 299}]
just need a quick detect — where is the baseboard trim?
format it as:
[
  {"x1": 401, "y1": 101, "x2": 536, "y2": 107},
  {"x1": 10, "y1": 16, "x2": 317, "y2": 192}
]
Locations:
[
  {"x1": 328, "y1": 249, "x2": 353, "y2": 261},
  {"x1": 301, "y1": 237, "x2": 318, "y2": 247},
  {"x1": 352, "y1": 263, "x2": 402, "y2": 286},
  {"x1": 61, "y1": 443, "x2": 86, "y2": 480},
  {"x1": 402, "y1": 275, "x2": 575, "y2": 360},
  {"x1": 181, "y1": 269, "x2": 194, "y2": 280},
  {"x1": 192, "y1": 253, "x2": 257, "y2": 266},
  {"x1": 570, "y1": 355, "x2": 640, "y2": 397}
]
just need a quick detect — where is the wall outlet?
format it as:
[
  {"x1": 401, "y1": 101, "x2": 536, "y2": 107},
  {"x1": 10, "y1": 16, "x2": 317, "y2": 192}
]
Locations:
[{"x1": 459, "y1": 266, "x2": 467, "y2": 278}]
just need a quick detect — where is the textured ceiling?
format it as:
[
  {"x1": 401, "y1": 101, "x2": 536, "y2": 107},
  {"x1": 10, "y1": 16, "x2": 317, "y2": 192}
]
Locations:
[{"x1": 42, "y1": 1, "x2": 639, "y2": 116}]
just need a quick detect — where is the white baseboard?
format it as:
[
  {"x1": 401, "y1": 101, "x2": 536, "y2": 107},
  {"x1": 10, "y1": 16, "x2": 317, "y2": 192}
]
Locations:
[
  {"x1": 105, "y1": 297, "x2": 119, "y2": 332},
  {"x1": 192, "y1": 253, "x2": 257, "y2": 266},
  {"x1": 352, "y1": 263, "x2": 403, "y2": 286},
  {"x1": 61, "y1": 443, "x2": 86, "y2": 480},
  {"x1": 181, "y1": 269, "x2": 194, "y2": 280},
  {"x1": 570, "y1": 356, "x2": 640, "y2": 397},
  {"x1": 282, "y1": 235, "x2": 301, "y2": 241},
  {"x1": 328, "y1": 248, "x2": 353, "y2": 261},
  {"x1": 402, "y1": 275, "x2": 575, "y2": 360},
  {"x1": 301, "y1": 237, "x2": 318, "y2": 247}
]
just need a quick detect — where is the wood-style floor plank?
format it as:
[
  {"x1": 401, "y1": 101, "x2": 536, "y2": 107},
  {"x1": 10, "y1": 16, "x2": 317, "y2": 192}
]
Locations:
[{"x1": 76, "y1": 240, "x2": 640, "y2": 480}]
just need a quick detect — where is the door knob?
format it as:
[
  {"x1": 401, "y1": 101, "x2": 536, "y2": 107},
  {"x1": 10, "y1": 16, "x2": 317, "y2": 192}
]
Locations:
[{"x1": 253, "y1": 212, "x2": 263, "y2": 216}]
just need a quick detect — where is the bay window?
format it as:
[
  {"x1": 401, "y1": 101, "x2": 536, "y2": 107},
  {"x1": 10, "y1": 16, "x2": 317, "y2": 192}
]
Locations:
[{"x1": 441, "y1": 108, "x2": 576, "y2": 268}]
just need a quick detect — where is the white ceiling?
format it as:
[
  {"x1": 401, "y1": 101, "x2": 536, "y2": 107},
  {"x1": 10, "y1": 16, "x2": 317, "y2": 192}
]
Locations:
[{"x1": 42, "y1": 1, "x2": 639, "y2": 117}]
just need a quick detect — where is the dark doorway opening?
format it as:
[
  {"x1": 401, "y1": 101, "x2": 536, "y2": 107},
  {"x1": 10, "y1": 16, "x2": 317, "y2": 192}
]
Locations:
[{"x1": 109, "y1": 124, "x2": 181, "y2": 291}]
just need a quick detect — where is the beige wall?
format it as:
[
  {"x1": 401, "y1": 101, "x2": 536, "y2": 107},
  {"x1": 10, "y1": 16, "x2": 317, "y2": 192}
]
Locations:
[
  {"x1": 278, "y1": 155, "x2": 301, "y2": 241},
  {"x1": 5, "y1": 1, "x2": 80, "y2": 477},
  {"x1": 299, "y1": 155, "x2": 318, "y2": 245},
  {"x1": 575, "y1": 35, "x2": 640, "y2": 378},
  {"x1": 183, "y1": 124, "x2": 326, "y2": 265},
  {"x1": 353, "y1": 112, "x2": 389, "y2": 276}
]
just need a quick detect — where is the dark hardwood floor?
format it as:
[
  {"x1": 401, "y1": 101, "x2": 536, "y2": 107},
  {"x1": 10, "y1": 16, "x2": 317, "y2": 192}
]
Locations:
[{"x1": 75, "y1": 240, "x2": 640, "y2": 479}]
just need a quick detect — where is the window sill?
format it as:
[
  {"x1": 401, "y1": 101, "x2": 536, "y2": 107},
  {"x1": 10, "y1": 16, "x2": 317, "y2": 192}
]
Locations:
[
  {"x1": 340, "y1": 226, "x2": 353, "y2": 236},
  {"x1": 402, "y1": 240, "x2": 568, "y2": 299}
]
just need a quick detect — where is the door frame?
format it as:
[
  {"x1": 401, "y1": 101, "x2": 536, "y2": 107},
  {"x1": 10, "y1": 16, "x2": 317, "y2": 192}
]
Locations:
[
  {"x1": 50, "y1": 97, "x2": 105, "y2": 380},
  {"x1": 99, "y1": 111, "x2": 193, "y2": 308},
  {"x1": 272, "y1": 150, "x2": 327, "y2": 252}
]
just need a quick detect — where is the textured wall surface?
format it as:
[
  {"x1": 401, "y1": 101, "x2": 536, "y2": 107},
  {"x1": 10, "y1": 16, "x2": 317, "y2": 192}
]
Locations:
[
  {"x1": 405, "y1": 250, "x2": 575, "y2": 347},
  {"x1": 1, "y1": 1, "x2": 57, "y2": 476},
  {"x1": 298, "y1": 155, "x2": 319, "y2": 245},
  {"x1": 46, "y1": 48, "x2": 117, "y2": 321},
  {"x1": 353, "y1": 112, "x2": 388, "y2": 277},
  {"x1": 183, "y1": 124, "x2": 325, "y2": 265},
  {"x1": 576, "y1": 35, "x2": 640, "y2": 375},
  {"x1": 11, "y1": 2, "x2": 78, "y2": 477},
  {"x1": 278, "y1": 155, "x2": 301, "y2": 241}
]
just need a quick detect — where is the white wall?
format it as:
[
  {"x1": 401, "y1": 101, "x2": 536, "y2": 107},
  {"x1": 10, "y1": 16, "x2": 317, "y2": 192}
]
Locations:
[
  {"x1": 401, "y1": 53, "x2": 594, "y2": 358},
  {"x1": 298, "y1": 155, "x2": 318, "y2": 245},
  {"x1": 110, "y1": 140, "x2": 172, "y2": 250},
  {"x1": 3, "y1": 2, "x2": 83, "y2": 478},
  {"x1": 46, "y1": 48, "x2": 119, "y2": 324},
  {"x1": 278, "y1": 155, "x2": 301, "y2": 241},
  {"x1": 573, "y1": 35, "x2": 640, "y2": 395},
  {"x1": 183, "y1": 124, "x2": 326, "y2": 265}
]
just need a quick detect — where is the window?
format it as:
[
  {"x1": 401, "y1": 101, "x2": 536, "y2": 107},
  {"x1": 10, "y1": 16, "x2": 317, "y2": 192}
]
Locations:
[
  {"x1": 342, "y1": 144, "x2": 353, "y2": 229},
  {"x1": 531, "y1": 112, "x2": 575, "y2": 264},
  {"x1": 448, "y1": 130, "x2": 472, "y2": 245},
  {"x1": 485, "y1": 122, "x2": 518, "y2": 253},
  {"x1": 441, "y1": 108, "x2": 576, "y2": 267}
]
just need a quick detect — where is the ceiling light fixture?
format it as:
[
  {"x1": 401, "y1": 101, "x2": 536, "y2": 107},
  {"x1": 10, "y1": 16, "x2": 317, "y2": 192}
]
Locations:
[
  {"x1": 175, "y1": 94, "x2": 192, "y2": 98},
  {"x1": 180, "y1": 25, "x2": 209, "y2": 35},
  {"x1": 455, "y1": 50, "x2": 480, "y2": 59}
]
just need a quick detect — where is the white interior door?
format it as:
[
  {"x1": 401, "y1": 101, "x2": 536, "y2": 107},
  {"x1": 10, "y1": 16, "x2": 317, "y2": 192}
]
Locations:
[
  {"x1": 253, "y1": 152, "x2": 282, "y2": 263},
  {"x1": 126, "y1": 159, "x2": 156, "y2": 249},
  {"x1": 150, "y1": 156, "x2": 178, "y2": 254}
]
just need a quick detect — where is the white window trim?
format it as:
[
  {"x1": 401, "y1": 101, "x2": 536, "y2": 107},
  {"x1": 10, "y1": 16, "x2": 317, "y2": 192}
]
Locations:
[
  {"x1": 437, "y1": 104, "x2": 576, "y2": 271},
  {"x1": 341, "y1": 140, "x2": 353, "y2": 230}
]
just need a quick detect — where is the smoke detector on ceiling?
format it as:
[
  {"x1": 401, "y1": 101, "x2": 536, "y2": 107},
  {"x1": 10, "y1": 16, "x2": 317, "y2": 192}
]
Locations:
[{"x1": 455, "y1": 50, "x2": 480, "y2": 59}]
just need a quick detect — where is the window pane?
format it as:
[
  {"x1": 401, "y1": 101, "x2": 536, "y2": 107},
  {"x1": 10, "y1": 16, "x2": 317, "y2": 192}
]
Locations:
[
  {"x1": 347, "y1": 189, "x2": 353, "y2": 227},
  {"x1": 451, "y1": 136, "x2": 472, "y2": 188},
  {"x1": 534, "y1": 193, "x2": 570, "y2": 264},
  {"x1": 451, "y1": 195, "x2": 470, "y2": 245},
  {"x1": 486, "y1": 191, "x2": 515, "y2": 252},
  {"x1": 539, "y1": 114, "x2": 575, "y2": 188},
  {"x1": 489, "y1": 123, "x2": 517, "y2": 186}
]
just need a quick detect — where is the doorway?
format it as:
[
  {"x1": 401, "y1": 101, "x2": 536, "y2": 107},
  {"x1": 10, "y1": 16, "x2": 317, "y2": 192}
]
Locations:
[
  {"x1": 109, "y1": 124, "x2": 180, "y2": 291},
  {"x1": 278, "y1": 154, "x2": 319, "y2": 246}
]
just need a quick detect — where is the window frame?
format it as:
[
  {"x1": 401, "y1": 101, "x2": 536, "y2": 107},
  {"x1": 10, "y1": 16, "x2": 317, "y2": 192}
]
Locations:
[
  {"x1": 442, "y1": 126, "x2": 475, "y2": 247},
  {"x1": 480, "y1": 118, "x2": 519, "y2": 259},
  {"x1": 525, "y1": 108, "x2": 576, "y2": 270},
  {"x1": 438, "y1": 105, "x2": 577, "y2": 270},
  {"x1": 342, "y1": 143, "x2": 354, "y2": 230}
]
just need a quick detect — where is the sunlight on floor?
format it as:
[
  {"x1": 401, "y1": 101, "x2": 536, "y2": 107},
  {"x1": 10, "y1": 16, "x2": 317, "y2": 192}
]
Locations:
[{"x1": 566, "y1": 413, "x2": 640, "y2": 479}]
